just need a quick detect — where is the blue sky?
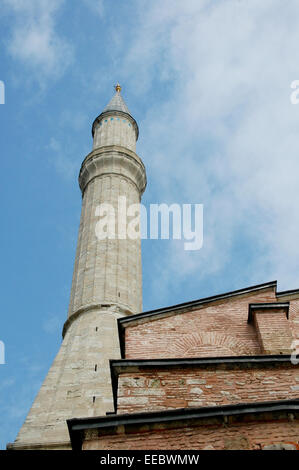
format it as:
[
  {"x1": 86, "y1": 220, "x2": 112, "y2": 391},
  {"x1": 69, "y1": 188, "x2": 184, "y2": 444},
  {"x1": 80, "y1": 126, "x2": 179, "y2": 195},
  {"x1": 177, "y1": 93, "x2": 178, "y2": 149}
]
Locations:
[{"x1": 1, "y1": 0, "x2": 299, "y2": 449}]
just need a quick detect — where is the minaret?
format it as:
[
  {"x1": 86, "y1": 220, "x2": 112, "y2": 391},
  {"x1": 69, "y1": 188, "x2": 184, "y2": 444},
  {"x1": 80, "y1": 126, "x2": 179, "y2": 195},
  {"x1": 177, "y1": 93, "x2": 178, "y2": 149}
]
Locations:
[{"x1": 10, "y1": 85, "x2": 147, "y2": 450}]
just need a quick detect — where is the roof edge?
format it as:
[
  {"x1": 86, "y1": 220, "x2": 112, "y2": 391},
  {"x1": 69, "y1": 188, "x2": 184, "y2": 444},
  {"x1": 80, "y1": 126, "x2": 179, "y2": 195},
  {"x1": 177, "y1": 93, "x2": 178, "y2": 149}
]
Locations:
[
  {"x1": 248, "y1": 302, "x2": 290, "y2": 323},
  {"x1": 277, "y1": 288, "x2": 299, "y2": 298},
  {"x1": 119, "y1": 280, "x2": 277, "y2": 327},
  {"x1": 111, "y1": 354, "x2": 294, "y2": 371},
  {"x1": 67, "y1": 398, "x2": 299, "y2": 450}
]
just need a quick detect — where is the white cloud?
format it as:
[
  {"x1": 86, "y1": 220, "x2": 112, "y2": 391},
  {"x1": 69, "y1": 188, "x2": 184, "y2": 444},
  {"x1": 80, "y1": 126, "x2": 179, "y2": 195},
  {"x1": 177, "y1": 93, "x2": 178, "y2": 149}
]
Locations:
[
  {"x1": 118, "y1": 0, "x2": 299, "y2": 296},
  {"x1": 3, "y1": 0, "x2": 73, "y2": 81}
]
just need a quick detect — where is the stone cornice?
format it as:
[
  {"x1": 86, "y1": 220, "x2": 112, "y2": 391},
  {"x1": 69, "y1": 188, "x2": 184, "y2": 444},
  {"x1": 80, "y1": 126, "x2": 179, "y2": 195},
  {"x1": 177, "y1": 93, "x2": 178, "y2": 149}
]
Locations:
[
  {"x1": 79, "y1": 145, "x2": 147, "y2": 195},
  {"x1": 248, "y1": 302, "x2": 290, "y2": 323},
  {"x1": 7, "y1": 440, "x2": 71, "y2": 450}
]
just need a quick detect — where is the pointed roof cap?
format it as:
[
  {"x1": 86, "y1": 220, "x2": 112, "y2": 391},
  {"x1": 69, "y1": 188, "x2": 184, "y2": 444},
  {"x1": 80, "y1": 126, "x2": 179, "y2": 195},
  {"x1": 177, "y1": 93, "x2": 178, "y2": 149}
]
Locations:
[
  {"x1": 103, "y1": 83, "x2": 131, "y2": 115},
  {"x1": 92, "y1": 84, "x2": 139, "y2": 140}
]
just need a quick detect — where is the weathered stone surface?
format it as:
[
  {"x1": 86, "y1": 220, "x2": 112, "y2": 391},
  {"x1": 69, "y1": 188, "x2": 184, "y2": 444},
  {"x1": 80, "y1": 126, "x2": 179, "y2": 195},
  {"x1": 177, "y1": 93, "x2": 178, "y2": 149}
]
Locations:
[
  {"x1": 11, "y1": 90, "x2": 146, "y2": 450},
  {"x1": 13, "y1": 308, "x2": 123, "y2": 448}
]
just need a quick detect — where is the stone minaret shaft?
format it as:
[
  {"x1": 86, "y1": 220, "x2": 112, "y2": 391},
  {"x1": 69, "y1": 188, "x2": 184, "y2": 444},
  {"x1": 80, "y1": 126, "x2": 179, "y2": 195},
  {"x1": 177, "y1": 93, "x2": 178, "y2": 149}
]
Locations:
[
  {"x1": 68, "y1": 86, "x2": 146, "y2": 319},
  {"x1": 11, "y1": 86, "x2": 146, "y2": 450}
]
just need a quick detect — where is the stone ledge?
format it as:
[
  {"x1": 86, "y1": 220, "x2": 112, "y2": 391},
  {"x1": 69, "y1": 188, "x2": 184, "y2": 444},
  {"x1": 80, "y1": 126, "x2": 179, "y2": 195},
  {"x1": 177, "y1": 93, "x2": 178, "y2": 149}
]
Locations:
[
  {"x1": 79, "y1": 145, "x2": 147, "y2": 195},
  {"x1": 7, "y1": 440, "x2": 72, "y2": 451},
  {"x1": 63, "y1": 302, "x2": 134, "y2": 338}
]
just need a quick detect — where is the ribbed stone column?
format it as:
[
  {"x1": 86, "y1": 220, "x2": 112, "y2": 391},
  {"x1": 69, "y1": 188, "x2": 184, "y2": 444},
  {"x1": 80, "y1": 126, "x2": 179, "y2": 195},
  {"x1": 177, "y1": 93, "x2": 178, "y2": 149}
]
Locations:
[
  {"x1": 68, "y1": 145, "x2": 146, "y2": 321},
  {"x1": 10, "y1": 85, "x2": 146, "y2": 450}
]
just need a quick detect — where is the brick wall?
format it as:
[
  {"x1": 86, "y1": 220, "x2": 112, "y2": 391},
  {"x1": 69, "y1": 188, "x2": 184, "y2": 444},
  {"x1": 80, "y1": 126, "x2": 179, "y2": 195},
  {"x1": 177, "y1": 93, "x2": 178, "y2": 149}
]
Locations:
[
  {"x1": 82, "y1": 419, "x2": 299, "y2": 450},
  {"x1": 290, "y1": 299, "x2": 299, "y2": 342},
  {"x1": 125, "y1": 290, "x2": 277, "y2": 359},
  {"x1": 124, "y1": 290, "x2": 299, "y2": 359},
  {"x1": 254, "y1": 311, "x2": 293, "y2": 354},
  {"x1": 117, "y1": 364, "x2": 299, "y2": 414}
]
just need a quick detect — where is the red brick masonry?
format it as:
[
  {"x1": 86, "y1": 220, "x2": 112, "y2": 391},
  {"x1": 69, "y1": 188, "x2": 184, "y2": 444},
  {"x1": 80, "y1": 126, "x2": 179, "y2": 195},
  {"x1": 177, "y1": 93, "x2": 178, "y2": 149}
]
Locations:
[
  {"x1": 116, "y1": 362, "x2": 299, "y2": 414},
  {"x1": 82, "y1": 419, "x2": 299, "y2": 451},
  {"x1": 68, "y1": 401, "x2": 299, "y2": 450},
  {"x1": 67, "y1": 281, "x2": 299, "y2": 450},
  {"x1": 123, "y1": 287, "x2": 299, "y2": 359}
]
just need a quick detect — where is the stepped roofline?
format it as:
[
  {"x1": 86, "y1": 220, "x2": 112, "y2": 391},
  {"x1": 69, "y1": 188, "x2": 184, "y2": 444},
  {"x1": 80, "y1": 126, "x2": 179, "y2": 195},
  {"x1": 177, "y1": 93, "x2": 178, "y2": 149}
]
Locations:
[
  {"x1": 118, "y1": 279, "x2": 277, "y2": 326},
  {"x1": 116, "y1": 280, "x2": 299, "y2": 358}
]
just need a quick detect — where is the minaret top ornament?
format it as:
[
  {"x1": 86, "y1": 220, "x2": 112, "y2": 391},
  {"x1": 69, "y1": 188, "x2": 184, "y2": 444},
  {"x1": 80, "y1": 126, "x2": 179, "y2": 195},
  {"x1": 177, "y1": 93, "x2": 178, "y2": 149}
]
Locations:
[{"x1": 115, "y1": 82, "x2": 121, "y2": 93}]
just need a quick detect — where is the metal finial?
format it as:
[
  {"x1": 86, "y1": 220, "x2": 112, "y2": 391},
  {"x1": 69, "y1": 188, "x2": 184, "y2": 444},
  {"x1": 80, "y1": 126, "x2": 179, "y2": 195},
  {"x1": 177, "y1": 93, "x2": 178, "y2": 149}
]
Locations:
[{"x1": 115, "y1": 83, "x2": 121, "y2": 93}]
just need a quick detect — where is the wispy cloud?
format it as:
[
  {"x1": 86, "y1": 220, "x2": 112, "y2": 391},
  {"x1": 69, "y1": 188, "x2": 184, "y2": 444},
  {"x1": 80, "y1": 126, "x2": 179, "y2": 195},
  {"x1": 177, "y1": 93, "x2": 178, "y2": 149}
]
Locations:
[
  {"x1": 116, "y1": 0, "x2": 299, "y2": 297},
  {"x1": 3, "y1": 0, "x2": 73, "y2": 82}
]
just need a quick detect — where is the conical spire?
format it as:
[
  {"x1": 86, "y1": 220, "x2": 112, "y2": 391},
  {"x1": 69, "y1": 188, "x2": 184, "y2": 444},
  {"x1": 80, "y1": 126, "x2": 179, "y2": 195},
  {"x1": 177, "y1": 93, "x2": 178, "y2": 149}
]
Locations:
[
  {"x1": 92, "y1": 83, "x2": 139, "y2": 140},
  {"x1": 103, "y1": 83, "x2": 131, "y2": 115}
]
